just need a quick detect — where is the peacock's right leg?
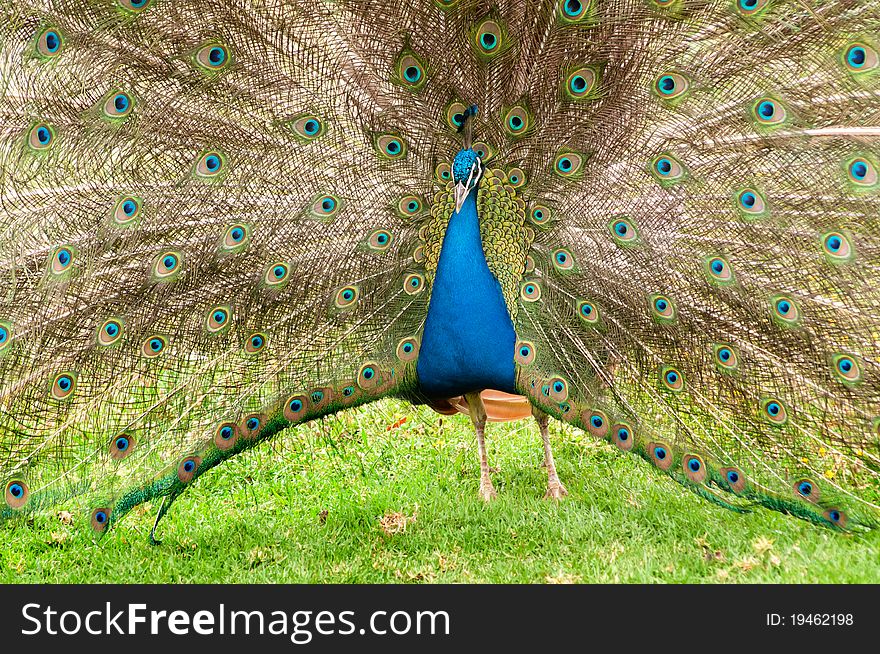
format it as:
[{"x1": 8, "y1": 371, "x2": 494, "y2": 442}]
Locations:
[
  {"x1": 464, "y1": 391, "x2": 497, "y2": 501},
  {"x1": 532, "y1": 407, "x2": 568, "y2": 500}
]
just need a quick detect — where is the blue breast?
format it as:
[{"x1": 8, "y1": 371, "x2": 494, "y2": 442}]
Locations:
[{"x1": 416, "y1": 190, "x2": 517, "y2": 398}]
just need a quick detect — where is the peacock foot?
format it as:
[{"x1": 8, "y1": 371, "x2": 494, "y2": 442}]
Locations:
[
  {"x1": 479, "y1": 478, "x2": 498, "y2": 502},
  {"x1": 544, "y1": 478, "x2": 568, "y2": 501}
]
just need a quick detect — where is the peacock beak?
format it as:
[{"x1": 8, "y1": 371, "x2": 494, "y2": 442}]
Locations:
[{"x1": 453, "y1": 181, "x2": 469, "y2": 214}]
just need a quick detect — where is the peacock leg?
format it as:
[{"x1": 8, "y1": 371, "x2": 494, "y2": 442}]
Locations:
[
  {"x1": 465, "y1": 391, "x2": 497, "y2": 501},
  {"x1": 532, "y1": 407, "x2": 568, "y2": 500}
]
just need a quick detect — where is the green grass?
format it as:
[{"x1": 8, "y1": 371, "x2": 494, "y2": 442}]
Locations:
[{"x1": 1, "y1": 400, "x2": 878, "y2": 583}]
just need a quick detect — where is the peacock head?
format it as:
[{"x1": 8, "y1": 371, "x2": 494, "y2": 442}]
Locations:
[{"x1": 452, "y1": 148, "x2": 483, "y2": 213}]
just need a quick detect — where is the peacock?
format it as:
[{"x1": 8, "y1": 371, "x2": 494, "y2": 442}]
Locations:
[{"x1": 1, "y1": 0, "x2": 878, "y2": 541}]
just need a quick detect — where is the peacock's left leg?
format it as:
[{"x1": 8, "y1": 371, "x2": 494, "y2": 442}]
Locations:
[
  {"x1": 532, "y1": 407, "x2": 568, "y2": 500},
  {"x1": 465, "y1": 391, "x2": 497, "y2": 501}
]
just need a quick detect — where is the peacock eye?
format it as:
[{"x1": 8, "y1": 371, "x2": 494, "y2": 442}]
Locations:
[
  {"x1": 50, "y1": 246, "x2": 73, "y2": 274},
  {"x1": 736, "y1": 188, "x2": 767, "y2": 216},
  {"x1": 398, "y1": 53, "x2": 426, "y2": 89},
  {"x1": 118, "y1": 0, "x2": 152, "y2": 11},
  {"x1": 654, "y1": 72, "x2": 689, "y2": 100},
  {"x1": 290, "y1": 114, "x2": 325, "y2": 141},
  {"x1": 553, "y1": 151, "x2": 584, "y2": 178},
  {"x1": 311, "y1": 193, "x2": 341, "y2": 218},
  {"x1": 195, "y1": 151, "x2": 225, "y2": 178},
  {"x1": 844, "y1": 42, "x2": 878, "y2": 73},
  {"x1": 98, "y1": 319, "x2": 124, "y2": 346},
  {"x1": 194, "y1": 43, "x2": 231, "y2": 71},
  {"x1": 335, "y1": 285, "x2": 359, "y2": 308},
  {"x1": 736, "y1": 0, "x2": 769, "y2": 15},
  {"x1": 847, "y1": 157, "x2": 877, "y2": 186},
  {"x1": 475, "y1": 20, "x2": 503, "y2": 55},
  {"x1": 609, "y1": 217, "x2": 638, "y2": 244},
  {"x1": 753, "y1": 98, "x2": 787, "y2": 126},
  {"x1": 113, "y1": 196, "x2": 142, "y2": 224},
  {"x1": 28, "y1": 123, "x2": 54, "y2": 150},
  {"x1": 103, "y1": 92, "x2": 133, "y2": 119},
  {"x1": 368, "y1": 229, "x2": 393, "y2": 251},
  {"x1": 706, "y1": 256, "x2": 734, "y2": 284},
  {"x1": 559, "y1": 0, "x2": 589, "y2": 22},
  {"x1": 651, "y1": 153, "x2": 685, "y2": 182},
  {"x1": 564, "y1": 65, "x2": 599, "y2": 100},
  {"x1": 376, "y1": 134, "x2": 406, "y2": 159},
  {"x1": 36, "y1": 28, "x2": 63, "y2": 57},
  {"x1": 504, "y1": 106, "x2": 530, "y2": 136},
  {"x1": 143, "y1": 335, "x2": 167, "y2": 357}
]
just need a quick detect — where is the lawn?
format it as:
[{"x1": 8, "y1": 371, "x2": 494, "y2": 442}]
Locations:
[{"x1": 1, "y1": 400, "x2": 877, "y2": 583}]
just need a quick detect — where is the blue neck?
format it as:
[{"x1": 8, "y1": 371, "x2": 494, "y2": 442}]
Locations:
[{"x1": 416, "y1": 189, "x2": 517, "y2": 398}]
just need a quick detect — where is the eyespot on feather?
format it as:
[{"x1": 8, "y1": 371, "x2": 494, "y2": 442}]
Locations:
[
  {"x1": 650, "y1": 294, "x2": 676, "y2": 322},
  {"x1": 735, "y1": 188, "x2": 767, "y2": 217},
  {"x1": 720, "y1": 467, "x2": 746, "y2": 493},
  {"x1": 515, "y1": 341, "x2": 535, "y2": 365},
  {"x1": 28, "y1": 123, "x2": 54, "y2": 150},
  {"x1": 654, "y1": 72, "x2": 689, "y2": 100},
  {"x1": 311, "y1": 194, "x2": 341, "y2": 219},
  {"x1": 660, "y1": 366, "x2": 684, "y2": 392},
  {"x1": 0, "y1": 322, "x2": 13, "y2": 353},
  {"x1": 435, "y1": 163, "x2": 452, "y2": 183},
  {"x1": 142, "y1": 335, "x2": 167, "y2": 358},
  {"x1": 736, "y1": 0, "x2": 769, "y2": 16},
  {"x1": 752, "y1": 98, "x2": 787, "y2": 126},
  {"x1": 51, "y1": 372, "x2": 76, "y2": 400},
  {"x1": 91, "y1": 507, "x2": 111, "y2": 532},
  {"x1": 35, "y1": 28, "x2": 63, "y2": 57},
  {"x1": 564, "y1": 66, "x2": 598, "y2": 100},
  {"x1": 50, "y1": 246, "x2": 74, "y2": 275},
  {"x1": 474, "y1": 20, "x2": 504, "y2": 56},
  {"x1": 335, "y1": 285, "x2": 359, "y2": 308},
  {"x1": 289, "y1": 114, "x2": 325, "y2": 141},
  {"x1": 793, "y1": 478, "x2": 820, "y2": 503},
  {"x1": 284, "y1": 395, "x2": 308, "y2": 422},
  {"x1": 577, "y1": 300, "x2": 600, "y2": 324},
  {"x1": 770, "y1": 294, "x2": 800, "y2": 326},
  {"x1": 206, "y1": 306, "x2": 231, "y2": 333},
  {"x1": 648, "y1": 442, "x2": 674, "y2": 470},
  {"x1": 214, "y1": 422, "x2": 239, "y2": 451},
  {"x1": 713, "y1": 343, "x2": 739, "y2": 372},
  {"x1": 264, "y1": 262, "x2": 290, "y2": 287},
  {"x1": 843, "y1": 42, "x2": 878, "y2": 73},
  {"x1": 404, "y1": 273, "x2": 424, "y2": 295},
  {"x1": 396, "y1": 337, "x2": 419, "y2": 362},
  {"x1": 445, "y1": 102, "x2": 468, "y2": 130},
  {"x1": 705, "y1": 256, "x2": 734, "y2": 285},
  {"x1": 5, "y1": 480, "x2": 29, "y2": 509},
  {"x1": 117, "y1": 0, "x2": 151, "y2": 12},
  {"x1": 102, "y1": 91, "x2": 133, "y2": 119},
  {"x1": 368, "y1": 229, "x2": 393, "y2": 251},
  {"x1": 506, "y1": 167, "x2": 526, "y2": 188},
  {"x1": 194, "y1": 43, "x2": 230, "y2": 71},
  {"x1": 832, "y1": 353, "x2": 861, "y2": 383},
  {"x1": 821, "y1": 232, "x2": 853, "y2": 263},
  {"x1": 553, "y1": 151, "x2": 585, "y2": 179},
  {"x1": 846, "y1": 157, "x2": 878, "y2": 187},
  {"x1": 177, "y1": 456, "x2": 201, "y2": 483},
  {"x1": 547, "y1": 377, "x2": 569, "y2": 402},
  {"x1": 503, "y1": 105, "x2": 531, "y2": 137},
  {"x1": 397, "y1": 52, "x2": 427, "y2": 90},
  {"x1": 823, "y1": 508, "x2": 847, "y2": 528},
  {"x1": 194, "y1": 151, "x2": 225, "y2": 178},
  {"x1": 609, "y1": 217, "x2": 638, "y2": 244},
  {"x1": 97, "y1": 319, "x2": 124, "y2": 346},
  {"x1": 520, "y1": 281, "x2": 541, "y2": 302},
  {"x1": 222, "y1": 224, "x2": 250, "y2": 251},
  {"x1": 244, "y1": 332, "x2": 267, "y2": 354},
  {"x1": 153, "y1": 252, "x2": 181, "y2": 280},
  {"x1": 240, "y1": 413, "x2": 265, "y2": 439},
  {"x1": 651, "y1": 153, "x2": 685, "y2": 184},
  {"x1": 376, "y1": 134, "x2": 406, "y2": 159},
  {"x1": 612, "y1": 423, "x2": 634, "y2": 451},
  {"x1": 683, "y1": 454, "x2": 706, "y2": 483},
  {"x1": 761, "y1": 398, "x2": 788, "y2": 425},
  {"x1": 586, "y1": 410, "x2": 609, "y2": 438},
  {"x1": 552, "y1": 248, "x2": 575, "y2": 271},
  {"x1": 113, "y1": 196, "x2": 142, "y2": 225},
  {"x1": 397, "y1": 195, "x2": 424, "y2": 216},
  {"x1": 110, "y1": 433, "x2": 135, "y2": 460}
]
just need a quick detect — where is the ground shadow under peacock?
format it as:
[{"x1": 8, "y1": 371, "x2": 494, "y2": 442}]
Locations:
[{"x1": 1, "y1": 401, "x2": 878, "y2": 583}]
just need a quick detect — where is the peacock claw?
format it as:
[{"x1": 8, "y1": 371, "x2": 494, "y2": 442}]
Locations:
[
  {"x1": 544, "y1": 480, "x2": 569, "y2": 501},
  {"x1": 479, "y1": 480, "x2": 498, "y2": 502}
]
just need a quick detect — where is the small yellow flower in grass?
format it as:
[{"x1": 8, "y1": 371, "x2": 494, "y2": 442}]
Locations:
[
  {"x1": 800, "y1": 457, "x2": 809, "y2": 464},
  {"x1": 824, "y1": 469, "x2": 835, "y2": 479},
  {"x1": 819, "y1": 447, "x2": 827, "y2": 456}
]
